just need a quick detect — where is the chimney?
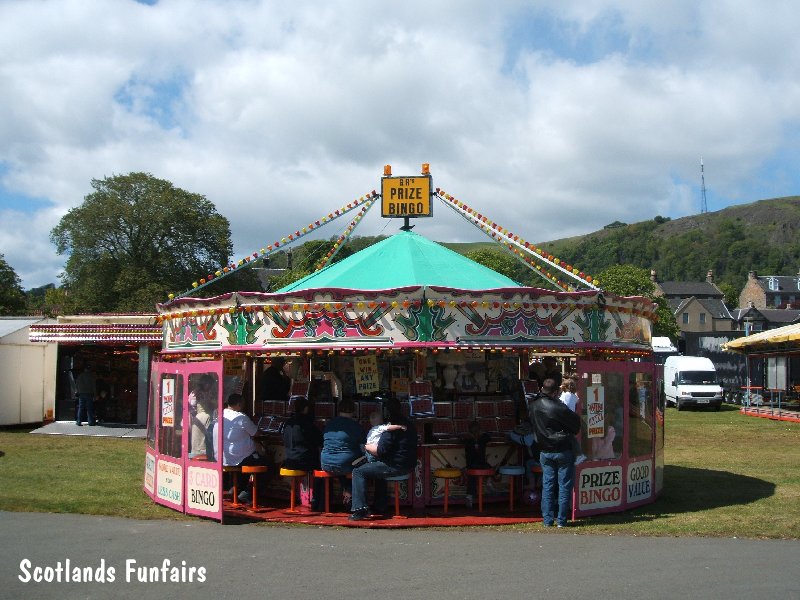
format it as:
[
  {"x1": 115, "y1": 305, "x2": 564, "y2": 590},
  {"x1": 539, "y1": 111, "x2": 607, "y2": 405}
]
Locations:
[
  {"x1": 748, "y1": 271, "x2": 757, "y2": 280},
  {"x1": 748, "y1": 300, "x2": 754, "y2": 308},
  {"x1": 706, "y1": 270, "x2": 714, "y2": 283},
  {"x1": 650, "y1": 269, "x2": 657, "y2": 282}
]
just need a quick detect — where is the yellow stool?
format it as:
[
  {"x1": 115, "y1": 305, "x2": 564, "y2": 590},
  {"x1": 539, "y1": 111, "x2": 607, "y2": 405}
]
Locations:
[
  {"x1": 241, "y1": 465, "x2": 269, "y2": 511},
  {"x1": 223, "y1": 465, "x2": 243, "y2": 508},
  {"x1": 279, "y1": 467, "x2": 307, "y2": 513},
  {"x1": 498, "y1": 465, "x2": 525, "y2": 512},
  {"x1": 433, "y1": 468, "x2": 461, "y2": 514}
]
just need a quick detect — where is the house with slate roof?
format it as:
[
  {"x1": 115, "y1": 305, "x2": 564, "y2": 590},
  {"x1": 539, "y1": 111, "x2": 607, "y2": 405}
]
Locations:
[
  {"x1": 730, "y1": 305, "x2": 800, "y2": 333},
  {"x1": 651, "y1": 270, "x2": 734, "y2": 334},
  {"x1": 739, "y1": 270, "x2": 800, "y2": 310}
]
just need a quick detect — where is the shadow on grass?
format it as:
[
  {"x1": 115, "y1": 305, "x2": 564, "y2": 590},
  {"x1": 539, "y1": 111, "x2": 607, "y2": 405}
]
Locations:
[{"x1": 577, "y1": 465, "x2": 775, "y2": 527}]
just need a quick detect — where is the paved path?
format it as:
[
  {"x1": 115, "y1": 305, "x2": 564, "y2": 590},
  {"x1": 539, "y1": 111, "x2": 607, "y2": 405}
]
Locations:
[
  {"x1": 30, "y1": 422, "x2": 146, "y2": 438},
  {"x1": 1, "y1": 511, "x2": 798, "y2": 599}
]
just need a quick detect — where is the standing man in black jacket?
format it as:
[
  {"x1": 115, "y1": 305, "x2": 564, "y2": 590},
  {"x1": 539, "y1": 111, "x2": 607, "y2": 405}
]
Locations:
[{"x1": 530, "y1": 378, "x2": 582, "y2": 528}]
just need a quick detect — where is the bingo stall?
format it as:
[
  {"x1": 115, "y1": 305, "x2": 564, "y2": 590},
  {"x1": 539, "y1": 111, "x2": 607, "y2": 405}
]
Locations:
[{"x1": 143, "y1": 166, "x2": 664, "y2": 525}]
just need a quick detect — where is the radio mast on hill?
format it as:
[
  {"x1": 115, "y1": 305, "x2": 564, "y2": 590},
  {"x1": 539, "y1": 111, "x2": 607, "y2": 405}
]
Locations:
[{"x1": 700, "y1": 157, "x2": 708, "y2": 214}]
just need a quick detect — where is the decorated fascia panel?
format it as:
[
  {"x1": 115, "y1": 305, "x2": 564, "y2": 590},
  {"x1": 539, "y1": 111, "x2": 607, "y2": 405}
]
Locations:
[
  {"x1": 421, "y1": 286, "x2": 654, "y2": 349},
  {"x1": 157, "y1": 287, "x2": 654, "y2": 353},
  {"x1": 158, "y1": 287, "x2": 427, "y2": 353}
]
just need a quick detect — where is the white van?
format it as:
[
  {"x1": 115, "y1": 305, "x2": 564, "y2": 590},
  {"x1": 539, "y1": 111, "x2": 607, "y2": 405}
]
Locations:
[{"x1": 663, "y1": 356, "x2": 723, "y2": 410}]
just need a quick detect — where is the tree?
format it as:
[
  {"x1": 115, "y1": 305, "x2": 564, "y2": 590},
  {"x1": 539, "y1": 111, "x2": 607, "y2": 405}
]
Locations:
[
  {"x1": 717, "y1": 281, "x2": 740, "y2": 310},
  {"x1": 598, "y1": 264, "x2": 680, "y2": 342},
  {"x1": 465, "y1": 248, "x2": 525, "y2": 284},
  {"x1": 0, "y1": 254, "x2": 26, "y2": 315},
  {"x1": 265, "y1": 239, "x2": 356, "y2": 291},
  {"x1": 50, "y1": 173, "x2": 232, "y2": 312}
]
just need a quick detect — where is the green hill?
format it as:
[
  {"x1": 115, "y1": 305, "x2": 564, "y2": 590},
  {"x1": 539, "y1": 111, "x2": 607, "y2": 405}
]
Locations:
[
  {"x1": 261, "y1": 196, "x2": 800, "y2": 294},
  {"x1": 538, "y1": 196, "x2": 800, "y2": 290}
]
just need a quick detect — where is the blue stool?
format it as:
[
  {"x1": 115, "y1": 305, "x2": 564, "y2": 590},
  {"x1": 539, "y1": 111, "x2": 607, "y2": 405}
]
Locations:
[
  {"x1": 498, "y1": 465, "x2": 525, "y2": 511},
  {"x1": 385, "y1": 472, "x2": 411, "y2": 518}
]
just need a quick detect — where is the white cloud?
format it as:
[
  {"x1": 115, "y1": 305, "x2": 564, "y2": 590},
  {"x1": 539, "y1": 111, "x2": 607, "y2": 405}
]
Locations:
[{"x1": 0, "y1": 0, "x2": 799, "y2": 289}]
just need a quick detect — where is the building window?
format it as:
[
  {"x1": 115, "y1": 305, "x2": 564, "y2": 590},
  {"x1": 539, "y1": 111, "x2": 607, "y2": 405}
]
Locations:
[
  {"x1": 682, "y1": 313, "x2": 689, "y2": 325},
  {"x1": 699, "y1": 313, "x2": 706, "y2": 325},
  {"x1": 767, "y1": 277, "x2": 779, "y2": 291},
  {"x1": 774, "y1": 295, "x2": 781, "y2": 308}
]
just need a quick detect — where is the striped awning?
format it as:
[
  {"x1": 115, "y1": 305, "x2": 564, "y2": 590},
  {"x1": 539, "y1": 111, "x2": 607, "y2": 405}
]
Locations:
[
  {"x1": 30, "y1": 323, "x2": 162, "y2": 345},
  {"x1": 722, "y1": 323, "x2": 800, "y2": 353}
]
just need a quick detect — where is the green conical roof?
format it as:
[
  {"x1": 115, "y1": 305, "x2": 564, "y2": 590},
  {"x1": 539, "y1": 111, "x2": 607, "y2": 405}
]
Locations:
[{"x1": 278, "y1": 230, "x2": 520, "y2": 292}]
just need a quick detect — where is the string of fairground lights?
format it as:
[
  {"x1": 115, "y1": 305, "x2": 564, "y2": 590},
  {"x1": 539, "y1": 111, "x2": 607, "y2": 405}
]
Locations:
[
  {"x1": 166, "y1": 190, "x2": 379, "y2": 302},
  {"x1": 438, "y1": 194, "x2": 570, "y2": 292},
  {"x1": 314, "y1": 197, "x2": 377, "y2": 271},
  {"x1": 160, "y1": 346, "x2": 653, "y2": 361},
  {"x1": 435, "y1": 189, "x2": 600, "y2": 291}
]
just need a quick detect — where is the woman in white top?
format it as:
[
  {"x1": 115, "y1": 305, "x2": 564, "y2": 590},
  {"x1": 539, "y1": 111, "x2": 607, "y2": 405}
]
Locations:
[{"x1": 559, "y1": 379, "x2": 579, "y2": 412}]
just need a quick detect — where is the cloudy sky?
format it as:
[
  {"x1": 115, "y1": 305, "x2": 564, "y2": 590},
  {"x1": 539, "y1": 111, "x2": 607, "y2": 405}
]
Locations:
[{"x1": 2, "y1": 0, "x2": 799, "y2": 290}]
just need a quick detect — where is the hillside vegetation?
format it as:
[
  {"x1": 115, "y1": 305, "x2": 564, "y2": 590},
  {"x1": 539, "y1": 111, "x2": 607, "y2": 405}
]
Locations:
[{"x1": 539, "y1": 196, "x2": 800, "y2": 290}]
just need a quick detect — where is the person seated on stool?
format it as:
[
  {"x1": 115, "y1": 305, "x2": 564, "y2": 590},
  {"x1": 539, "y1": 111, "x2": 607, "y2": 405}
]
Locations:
[
  {"x1": 320, "y1": 399, "x2": 365, "y2": 506},
  {"x1": 463, "y1": 420, "x2": 491, "y2": 508},
  {"x1": 282, "y1": 397, "x2": 324, "y2": 511},
  {"x1": 361, "y1": 411, "x2": 407, "y2": 464},
  {"x1": 349, "y1": 398, "x2": 417, "y2": 521},
  {"x1": 213, "y1": 393, "x2": 268, "y2": 504}
]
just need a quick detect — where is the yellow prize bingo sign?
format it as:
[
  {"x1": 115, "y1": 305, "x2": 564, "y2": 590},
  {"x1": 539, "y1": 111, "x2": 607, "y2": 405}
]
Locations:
[{"x1": 381, "y1": 164, "x2": 433, "y2": 219}]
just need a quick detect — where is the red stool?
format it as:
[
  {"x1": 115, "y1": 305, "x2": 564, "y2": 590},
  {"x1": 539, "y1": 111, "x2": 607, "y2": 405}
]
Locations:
[
  {"x1": 498, "y1": 465, "x2": 525, "y2": 511},
  {"x1": 531, "y1": 464, "x2": 543, "y2": 488},
  {"x1": 313, "y1": 470, "x2": 338, "y2": 514},
  {"x1": 279, "y1": 468, "x2": 307, "y2": 513},
  {"x1": 385, "y1": 472, "x2": 411, "y2": 518},
  {"x1": 241, "y1": 465, "x2": 268, "y2": 511},
  {"x1": 223, "y1": 465, "x2": 243, "y2": 508},
  {"x1": 465, "y1": 468, "x2": 496, "y2": 513},
  {"x1": 433, "y1": 468, "x2": 461, "y2": 514}
]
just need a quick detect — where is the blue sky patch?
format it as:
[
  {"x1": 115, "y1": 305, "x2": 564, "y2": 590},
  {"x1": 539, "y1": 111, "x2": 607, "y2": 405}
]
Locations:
[
  {"x1": 114, "y1": 71, "x2": 190, "y2": 131},
  {"x1": 0, "y1": 188, "x2": 53, "y2": 213},
  {"x1": 502, "y1": 8, "x2": 651, "y2": 74}
]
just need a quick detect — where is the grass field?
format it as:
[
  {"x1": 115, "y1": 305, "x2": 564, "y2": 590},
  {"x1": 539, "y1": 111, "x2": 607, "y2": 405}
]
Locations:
[{"x1": 0, "y1": 405, "x2": 798, "y2": 537}]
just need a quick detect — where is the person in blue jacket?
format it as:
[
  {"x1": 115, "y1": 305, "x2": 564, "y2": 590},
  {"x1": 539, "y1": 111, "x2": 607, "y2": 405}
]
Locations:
[{"x1": 320, "y1": 399, "x2": 365, "y2": 505}]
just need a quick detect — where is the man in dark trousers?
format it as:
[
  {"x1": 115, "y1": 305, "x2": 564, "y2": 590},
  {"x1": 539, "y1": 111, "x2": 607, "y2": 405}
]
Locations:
[
  {"x1": 349, "y1": 397, "x2": 417, "y2": 521},
  {"x1": 530, "y1": 377, "x2": 581, "y2": 528}
]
